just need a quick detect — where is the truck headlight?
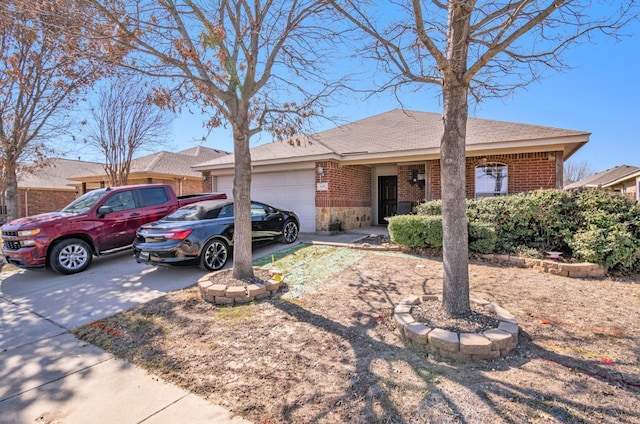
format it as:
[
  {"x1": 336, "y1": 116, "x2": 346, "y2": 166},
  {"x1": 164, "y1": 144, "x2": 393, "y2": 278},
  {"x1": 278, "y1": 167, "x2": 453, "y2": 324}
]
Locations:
[{"x1": 18, "y1": 229, "x2": 40, "y2": 237}]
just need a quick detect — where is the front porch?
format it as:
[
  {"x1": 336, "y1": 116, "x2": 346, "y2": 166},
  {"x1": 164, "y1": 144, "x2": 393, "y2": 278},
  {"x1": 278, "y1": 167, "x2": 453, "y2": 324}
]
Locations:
[{"x1": 314, "y1": 151, "x2": 562, "y2": 232}]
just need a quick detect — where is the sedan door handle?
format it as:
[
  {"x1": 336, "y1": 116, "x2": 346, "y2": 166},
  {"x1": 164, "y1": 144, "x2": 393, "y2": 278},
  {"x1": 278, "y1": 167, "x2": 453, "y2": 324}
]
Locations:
[{"x1": 130, "y1": 212, "x2": 141, "y2": 217}]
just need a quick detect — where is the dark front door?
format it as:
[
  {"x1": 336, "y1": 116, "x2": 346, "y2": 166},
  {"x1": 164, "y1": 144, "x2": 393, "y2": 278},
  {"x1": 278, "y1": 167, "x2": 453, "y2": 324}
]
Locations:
[{"x1": 378, "y1": 176, "x2": 397, "y2": 225}]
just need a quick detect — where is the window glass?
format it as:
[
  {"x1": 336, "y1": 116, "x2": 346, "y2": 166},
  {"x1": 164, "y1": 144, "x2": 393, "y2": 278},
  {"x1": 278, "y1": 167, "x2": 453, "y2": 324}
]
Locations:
[
  {"x1": 250, "y1": 202, "x2": 267, "y2": 216},
  {"x1": 165, "y1": 208, "x2": 200, "y2": 221},
  {"x1": 218, "y1": 204, "x2": 234, "y2": 218},
  {"x1": 62, "y1": 189, "x2": 109, "y2": 213},
  {"x1": 138, "y1": 187, "x2": 169, "y2": 207},
  {"x1": 104, "y1": 190, "x2": 136, "y2": 212},
  {"x1": 475, "y1": 163, "x2": 508, "y2": 198}
]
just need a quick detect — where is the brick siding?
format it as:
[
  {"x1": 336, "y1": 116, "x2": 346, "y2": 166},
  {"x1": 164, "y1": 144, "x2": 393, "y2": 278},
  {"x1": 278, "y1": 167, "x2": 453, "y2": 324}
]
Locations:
[
  {"x1": 397, "y1": 164, "x2": 427, "y2": 207},
  {"x1": 312, "y1": 151, "x2": 560, "y2": 231},
  {"x1": 428, "y1": 152, "x2": 559, "y2": 200},
  {"x1": 315, "y1": 161, "x2": 372, "y2": 231},
  {"x1": 17, "y1": 189, "x2": 76, "y2": 217},
  {"x1": 125, "y1": 177, "x2": 204, "y2": 196}
]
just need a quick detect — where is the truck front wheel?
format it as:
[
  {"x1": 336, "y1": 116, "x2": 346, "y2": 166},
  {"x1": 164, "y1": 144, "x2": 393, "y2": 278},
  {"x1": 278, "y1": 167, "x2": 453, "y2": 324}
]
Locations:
[{"x1": 49, "y1": 239, "x2": 93, "y2": 274}]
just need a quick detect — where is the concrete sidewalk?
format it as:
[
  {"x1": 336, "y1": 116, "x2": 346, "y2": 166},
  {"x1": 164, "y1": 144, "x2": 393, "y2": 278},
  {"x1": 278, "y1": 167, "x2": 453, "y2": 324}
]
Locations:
[{"x1": 0, "y1": 228, "x2": 386, "y2": 424}]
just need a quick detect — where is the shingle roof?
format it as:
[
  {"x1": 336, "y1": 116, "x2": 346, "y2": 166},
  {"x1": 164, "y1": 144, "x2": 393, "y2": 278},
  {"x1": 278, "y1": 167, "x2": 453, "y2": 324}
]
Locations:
[
  {"x1": 564, "y1": 165, "x2": 640, "y2": 190},
  {"x1": 17, "y1": 159, "x2": 104, "y2": 189},
  {"x1": 127, "y1": 146, "x2": 229, "y2": 177},
  {"x1": 194, "y1": 109, "x2": 590, "y2": 169}
]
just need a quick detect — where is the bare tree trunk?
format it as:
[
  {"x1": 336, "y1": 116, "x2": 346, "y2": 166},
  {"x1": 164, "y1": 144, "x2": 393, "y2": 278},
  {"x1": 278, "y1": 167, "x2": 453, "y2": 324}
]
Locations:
[
  {"x1": 3, "y1": 164, "x2": 19, "y2": 220},
  {"x1": 440, "y1": 1, "x2": 471, "y2": 317},
  {"x1": 231, "y1": 122, "x2": 254, "y2": 281}
]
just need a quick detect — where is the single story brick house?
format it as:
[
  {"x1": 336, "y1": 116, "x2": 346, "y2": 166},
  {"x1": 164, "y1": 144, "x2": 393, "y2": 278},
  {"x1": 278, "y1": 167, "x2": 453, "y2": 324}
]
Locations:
[
  {"x1": 194, "y1": 109, "x2": 590, "y2": 233},
  {"x1": 564, "y1": 164, "x2": 640, "y2": 202}
]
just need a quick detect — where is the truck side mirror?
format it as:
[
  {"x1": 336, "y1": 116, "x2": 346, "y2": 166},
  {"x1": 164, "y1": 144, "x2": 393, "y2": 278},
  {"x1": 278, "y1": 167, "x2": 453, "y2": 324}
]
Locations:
[{"x1": 97, "y1": 205, "x2": 113, "y2": 217}]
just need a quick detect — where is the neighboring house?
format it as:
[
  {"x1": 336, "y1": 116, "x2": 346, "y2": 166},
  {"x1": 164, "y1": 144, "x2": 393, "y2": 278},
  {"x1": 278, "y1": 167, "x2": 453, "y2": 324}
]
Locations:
[
  {"x1": 564, "y1": 164, "x2": 640, "y2": 202},
  {"x1": 1, "y1": 146, "x2": 229, "y2": 221},
  {"x1": 0, "y1": 158, "x2": 104, "y2": 222},
  {"x1": 68, "y1": 146, "x2": 229, "y2": 195},
  {"x1": 193, "y1": 109, "x2": 590, "y2": 233}
]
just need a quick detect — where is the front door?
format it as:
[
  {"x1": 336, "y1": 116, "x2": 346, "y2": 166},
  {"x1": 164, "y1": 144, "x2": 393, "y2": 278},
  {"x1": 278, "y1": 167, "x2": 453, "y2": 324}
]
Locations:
[{"x1": 378, "y1": 176, "x2": 397, "y2": 225}]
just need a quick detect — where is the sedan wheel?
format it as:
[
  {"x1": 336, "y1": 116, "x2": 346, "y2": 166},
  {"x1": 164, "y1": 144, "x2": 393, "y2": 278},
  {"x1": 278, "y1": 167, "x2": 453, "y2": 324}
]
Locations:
[
  {"x1": 200, "y1": 239, "x2": 229, "y2": 271},
  {"x1": 49, "y1": 238, "x2": 93, "y2": 274},
  {"x1": 282, "y1": 220, "x2": 299, "y2": 244}
]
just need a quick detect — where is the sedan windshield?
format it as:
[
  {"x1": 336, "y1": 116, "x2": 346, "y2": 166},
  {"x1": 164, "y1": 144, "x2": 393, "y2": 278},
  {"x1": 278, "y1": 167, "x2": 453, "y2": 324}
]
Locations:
[{"x1": 61, "y1": 189, "x2": 109, "y2": 214}]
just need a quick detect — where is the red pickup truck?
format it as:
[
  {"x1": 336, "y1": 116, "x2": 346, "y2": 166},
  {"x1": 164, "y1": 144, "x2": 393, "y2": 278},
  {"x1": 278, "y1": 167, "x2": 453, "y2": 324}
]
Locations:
[{"x1": 1, "y1": 184, "x2": 226, "y2": 274}]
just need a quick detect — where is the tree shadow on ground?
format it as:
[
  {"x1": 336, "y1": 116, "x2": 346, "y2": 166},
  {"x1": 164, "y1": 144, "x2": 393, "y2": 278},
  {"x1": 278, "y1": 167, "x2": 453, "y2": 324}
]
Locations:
[{"x1": 272, "y1": 296, "x2": 640, "y2": 423}]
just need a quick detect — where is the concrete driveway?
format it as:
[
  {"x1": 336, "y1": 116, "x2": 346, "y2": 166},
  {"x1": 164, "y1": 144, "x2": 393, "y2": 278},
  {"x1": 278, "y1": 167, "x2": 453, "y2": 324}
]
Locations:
[
  {"x1": 0, "y1": 230, "x2": 372, "y2": 423},
  {"x1": 0, "y1": 242, "x2": 299, "y2": 424}
]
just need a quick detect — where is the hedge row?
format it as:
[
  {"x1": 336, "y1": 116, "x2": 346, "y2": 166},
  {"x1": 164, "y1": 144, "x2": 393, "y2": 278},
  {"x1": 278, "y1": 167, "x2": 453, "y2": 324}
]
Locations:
[
  {"x1": 387, "y1": 215, "x2": 496, "y2": 254},
  {"x1": 397, "y1": 189, "x2": 640, "y2": 272}
]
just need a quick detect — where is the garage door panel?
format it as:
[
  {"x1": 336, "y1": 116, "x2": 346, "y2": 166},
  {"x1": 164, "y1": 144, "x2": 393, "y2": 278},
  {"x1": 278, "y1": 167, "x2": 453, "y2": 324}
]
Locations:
[{"x1": 214, "y1": 171, "x2": 315, "y2": 233}]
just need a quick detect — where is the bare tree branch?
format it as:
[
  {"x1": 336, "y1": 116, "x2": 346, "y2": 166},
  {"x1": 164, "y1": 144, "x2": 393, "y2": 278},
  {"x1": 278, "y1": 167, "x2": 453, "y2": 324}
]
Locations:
[
  {"x1": 0, "y1": 0, "x2": 117, "y2": 220},
  {"x1": 83, "y1": 78, "x2": 173, "y2": 186},
  {"x1": 330, "y1": 0, "x2": 638, "y2": 317},
  {"x1": 78, "y1": 0, "x2": 344, "y2": 280}
]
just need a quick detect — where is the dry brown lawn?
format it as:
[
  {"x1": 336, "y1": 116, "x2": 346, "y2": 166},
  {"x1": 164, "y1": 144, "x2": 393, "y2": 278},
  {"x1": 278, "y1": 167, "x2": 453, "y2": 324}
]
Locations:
[{"x1": 74, "y1": 245, "x2": 640, "y2": 424}]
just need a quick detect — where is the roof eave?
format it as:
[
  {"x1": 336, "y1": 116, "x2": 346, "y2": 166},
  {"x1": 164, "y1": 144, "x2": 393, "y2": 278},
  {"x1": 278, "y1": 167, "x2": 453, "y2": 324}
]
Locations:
[
  {"x1": 192, "y1": 152, "x2": 342, "y2": 171},
  {"x1": 601, "y1": 170, "x2": 640, "y2": 188}
]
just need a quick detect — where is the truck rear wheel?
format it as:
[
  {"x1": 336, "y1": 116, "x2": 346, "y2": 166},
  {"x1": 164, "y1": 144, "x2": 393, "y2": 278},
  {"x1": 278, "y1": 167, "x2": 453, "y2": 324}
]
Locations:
[{"x1": 49, "y1": 238, "x2": 93, "y2": 274}]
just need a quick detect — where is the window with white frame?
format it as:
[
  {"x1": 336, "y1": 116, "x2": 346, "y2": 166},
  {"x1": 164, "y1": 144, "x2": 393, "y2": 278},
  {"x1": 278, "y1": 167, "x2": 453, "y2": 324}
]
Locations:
[{"x1": 475, "y1": 162, "x2": 508, "y2": 198}]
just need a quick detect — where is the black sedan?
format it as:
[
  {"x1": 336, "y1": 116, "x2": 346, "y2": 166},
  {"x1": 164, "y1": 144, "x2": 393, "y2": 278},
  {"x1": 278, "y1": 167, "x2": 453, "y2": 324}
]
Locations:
[{"x1": 133, "y1": 199, "x2": 299, "y2": 271}]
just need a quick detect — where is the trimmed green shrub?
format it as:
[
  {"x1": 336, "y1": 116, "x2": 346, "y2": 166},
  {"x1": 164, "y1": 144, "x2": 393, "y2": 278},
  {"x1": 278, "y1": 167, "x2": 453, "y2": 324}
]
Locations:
[
  {"x1": 388, "y1": 215, "x2": 496, "y2": 254},
  {"x1": 467, "y1": 190, "x2": 577, "y2": 254},
  {"x1": 574, "y1": 189, "x2": 640, "y2": 238},
  {"x1": 468, "y1": 221, "x2": 497, "y2": 254},
  {"x1": 388, "y1": 215, "x2": 442, "y2": 248},
  {"x1": 570, "y1": 224, "x2": 640, "y2": 271},
  {"x1": 416, "y1": 200, "x2": 442, "y2": 216},
  {"x1": 407, "y1": 188, "x2": 640, "y2": 272},
  {"x1": 514, "y1": 245, "x2": 544, "y2": 259}
]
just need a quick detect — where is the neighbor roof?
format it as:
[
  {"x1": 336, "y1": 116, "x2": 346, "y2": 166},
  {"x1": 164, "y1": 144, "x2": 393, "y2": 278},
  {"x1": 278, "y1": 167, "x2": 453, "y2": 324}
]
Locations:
[
  {"x1": 69, "y1": 146, "x2": 230, "y2": 182},
  {"x1": 17, "y1": 158, "x2": 104, "y2": 190},
  {"x1": 193, "y1": 109, "x2": 590, "y2": 170},
  {"x1": 128, "y1": 147, "x2": 228, "y2": 177},
  {"x1": 564, "y1": 164, "x2": 640, "y2": 190}
]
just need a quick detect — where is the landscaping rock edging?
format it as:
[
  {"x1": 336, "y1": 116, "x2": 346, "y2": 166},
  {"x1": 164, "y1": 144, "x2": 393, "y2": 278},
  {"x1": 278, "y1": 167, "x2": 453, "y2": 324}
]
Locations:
[
  {"x1": 312, "y1": 239, "x2": 605, "y2": 278},
  {"x1": 394, "y1": 294, "x2": 518, "y2": 361},
  {"x1": 478, "y1": 254, "x2": 606, "y2": 278},
  {"x1": 197, "y1": 267, "x2": 284, "y2": 305}
]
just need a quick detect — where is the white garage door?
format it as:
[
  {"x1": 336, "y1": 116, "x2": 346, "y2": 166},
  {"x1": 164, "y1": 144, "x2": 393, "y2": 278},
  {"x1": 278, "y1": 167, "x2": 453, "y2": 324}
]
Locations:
[{"x1": 216, "y1": 170, "x2": 316, "y2": 233}]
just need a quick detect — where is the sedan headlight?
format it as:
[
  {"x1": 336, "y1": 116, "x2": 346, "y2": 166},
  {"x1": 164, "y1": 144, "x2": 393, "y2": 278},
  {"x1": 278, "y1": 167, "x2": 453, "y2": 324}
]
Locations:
[{"x1": 18, "y1": 228, "x2": 40, "y2": 237}]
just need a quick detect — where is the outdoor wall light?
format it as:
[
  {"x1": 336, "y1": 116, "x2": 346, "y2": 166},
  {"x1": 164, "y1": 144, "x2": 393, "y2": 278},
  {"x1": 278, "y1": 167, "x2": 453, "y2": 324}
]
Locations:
[
  {"x1": 317, "y1": 166, "x2": 324, "y2": 175},
  {"x1": 408, "y1": 169, "x2": 419, "y2": 185},
  {"x1": 202, "y1": 174, "x2": 208, "y2": 182}
]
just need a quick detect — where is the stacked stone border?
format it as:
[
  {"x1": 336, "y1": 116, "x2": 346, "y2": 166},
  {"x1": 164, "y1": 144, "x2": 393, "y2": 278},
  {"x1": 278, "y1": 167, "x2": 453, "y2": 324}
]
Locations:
[
  {"x1": 477, "y1": 254, "x2": 606, "y2": 278},
  {"x1": 312, "y1": 239, "x2": 605, "y2": 279},
  {"x1": 394, "y1": 294, "x2": 518, "y2": 361},
  {"x1": 197, "y1": 267, "x2": 284, "y2": 305}
]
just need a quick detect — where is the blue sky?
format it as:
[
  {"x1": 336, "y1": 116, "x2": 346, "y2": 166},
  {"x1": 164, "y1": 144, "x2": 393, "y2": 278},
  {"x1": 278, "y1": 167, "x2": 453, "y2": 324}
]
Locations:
[{"x1": 169, "y1": 14, "x2": 639, "y2": 174}]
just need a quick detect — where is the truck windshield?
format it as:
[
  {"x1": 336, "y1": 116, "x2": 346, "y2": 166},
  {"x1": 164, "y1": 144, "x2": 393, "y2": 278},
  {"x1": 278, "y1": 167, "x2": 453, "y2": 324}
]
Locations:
[{"x1": 61, "y1": 190, "x2": 109, "y2": 214}]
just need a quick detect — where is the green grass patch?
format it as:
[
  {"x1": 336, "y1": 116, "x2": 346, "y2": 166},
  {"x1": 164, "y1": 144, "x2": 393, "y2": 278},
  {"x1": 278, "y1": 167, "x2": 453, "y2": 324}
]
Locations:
[
  {"x1": 257, "y1": 244, "x2": 367, "y2": 298},
  {"x1": 253, "y1": 243, "x2": 310, "y2": 266}
]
